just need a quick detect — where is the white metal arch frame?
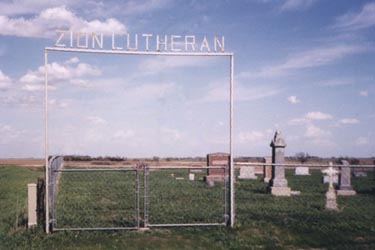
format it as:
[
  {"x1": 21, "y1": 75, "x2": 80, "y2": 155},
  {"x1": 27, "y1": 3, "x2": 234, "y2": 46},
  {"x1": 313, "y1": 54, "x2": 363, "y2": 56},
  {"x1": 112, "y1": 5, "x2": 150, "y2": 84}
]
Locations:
[{"x1": 44, "y1": 47, "x2": 234, "y2": 233}]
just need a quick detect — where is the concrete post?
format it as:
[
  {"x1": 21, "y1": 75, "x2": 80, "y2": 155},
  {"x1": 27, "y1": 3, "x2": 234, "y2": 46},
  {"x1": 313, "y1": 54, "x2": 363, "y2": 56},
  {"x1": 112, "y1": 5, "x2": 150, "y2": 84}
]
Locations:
[
  {"x1": 269, "y1": 131, "x2": 291, "y2": 196},
  {"x1": 28, "y1": 183, "x2": 37, "y2": 228},
  {"x1": 263, "y1": 157, "x2": 272, "y2": 183}
]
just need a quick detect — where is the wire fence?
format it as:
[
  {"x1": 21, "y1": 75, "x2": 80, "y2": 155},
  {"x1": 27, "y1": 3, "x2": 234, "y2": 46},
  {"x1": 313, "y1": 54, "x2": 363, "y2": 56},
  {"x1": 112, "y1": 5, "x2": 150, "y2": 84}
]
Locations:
[
  {"x1": 48, "y1": 161, "x2": 229, "y2": 231},
  {"x1": 51, "y1": 168, "x2": 139, "y2": 231},
  {"x1": 144, "y1": 166, "x2": 228, "y2": 227},
  {"x1": 47, "y1": 157, "x2": 375, "y2": 233}
]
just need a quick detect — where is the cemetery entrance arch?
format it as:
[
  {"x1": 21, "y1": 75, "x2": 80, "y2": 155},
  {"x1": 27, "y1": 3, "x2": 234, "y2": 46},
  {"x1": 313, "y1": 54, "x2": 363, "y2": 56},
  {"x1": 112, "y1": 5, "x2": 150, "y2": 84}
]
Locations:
[{"x1": 44, "y1": 46, "x2": 234, "y2": 233}]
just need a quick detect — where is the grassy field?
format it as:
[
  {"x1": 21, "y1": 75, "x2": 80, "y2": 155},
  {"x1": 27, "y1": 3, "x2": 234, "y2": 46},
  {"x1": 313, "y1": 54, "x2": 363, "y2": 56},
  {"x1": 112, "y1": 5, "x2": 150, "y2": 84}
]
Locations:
[{"x1": 1, "y1": 164, "x2": 375, "y2": 250}]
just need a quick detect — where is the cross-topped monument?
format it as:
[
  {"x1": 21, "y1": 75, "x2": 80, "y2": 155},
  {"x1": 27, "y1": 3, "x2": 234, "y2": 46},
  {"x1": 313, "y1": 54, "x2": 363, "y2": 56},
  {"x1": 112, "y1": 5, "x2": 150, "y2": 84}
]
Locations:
[{"x1": 322, "y1": 163, "x2": 339, "y2": 211}]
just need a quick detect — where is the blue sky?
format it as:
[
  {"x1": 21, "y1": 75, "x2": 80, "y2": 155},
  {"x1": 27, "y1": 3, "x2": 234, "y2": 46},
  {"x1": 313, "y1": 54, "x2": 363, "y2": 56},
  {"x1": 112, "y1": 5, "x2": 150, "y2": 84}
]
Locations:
[{"x1": 0, "y1": 0, "x2": 374, "y2": 158}]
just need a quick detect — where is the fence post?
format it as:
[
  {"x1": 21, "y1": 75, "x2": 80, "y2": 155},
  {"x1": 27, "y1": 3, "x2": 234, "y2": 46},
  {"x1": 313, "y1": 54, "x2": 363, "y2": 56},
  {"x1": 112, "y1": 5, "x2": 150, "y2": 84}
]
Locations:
[
  {"x1": 263, "y1": 157, "x2": 272, "y2": 183},
  {"x1": 28, "y1": 183, "x2": 37, "y2": 228},
  {"x1": 37, "y1": 177, "x2": 45, "y2": 228}
]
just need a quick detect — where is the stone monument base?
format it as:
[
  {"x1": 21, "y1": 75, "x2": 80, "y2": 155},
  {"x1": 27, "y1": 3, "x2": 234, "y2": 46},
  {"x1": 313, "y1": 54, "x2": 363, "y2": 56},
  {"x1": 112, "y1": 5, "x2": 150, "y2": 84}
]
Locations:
[
  {"x1": 271, "y1": 186, "x2": 291, "y2": 196},
  {"x1": 337, "y1": 189, "x2": 356, "y2": 196},
  {"x1": 238, "y1": 167, "x2": 257, "y2": 179},
  {"x1": 263, "y1": 177, "x2": 271, "y2": 183},
  {"x1": 205, "y1": 175, "x2": 227, "y2": 183}
]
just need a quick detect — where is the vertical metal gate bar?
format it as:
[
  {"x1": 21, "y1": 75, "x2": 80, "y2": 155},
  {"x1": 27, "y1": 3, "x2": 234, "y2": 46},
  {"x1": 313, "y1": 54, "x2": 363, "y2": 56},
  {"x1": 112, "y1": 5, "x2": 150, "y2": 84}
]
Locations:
[
  {"x1": 223, "y1": 167, "x2": 228, "y2": 225},
  {"x1": 135, "y1": 169, "x2": 140, "y2": 228},
  {"x1": 143, "y1": 165, "x2": 149, "y2": 227},
  {"x1": 229, "y1": 54, "x2": 235, "y2": 227}
]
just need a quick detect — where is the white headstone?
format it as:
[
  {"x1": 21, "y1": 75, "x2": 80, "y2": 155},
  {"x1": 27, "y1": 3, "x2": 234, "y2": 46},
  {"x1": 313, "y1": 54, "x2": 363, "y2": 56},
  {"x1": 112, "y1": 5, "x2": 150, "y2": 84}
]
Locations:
[
  {"x1": 295, "y1": 166, "x2": 310, "y2": 175},
  {"x1": 322, "y1": 164, "x2": 339, "y2": 211},
  {"x1": 238, "y1": 166, "x2": 257, "y2": 179},
  {"x1": 189, "y1": 173, "x2": 195, "y2": 181}
]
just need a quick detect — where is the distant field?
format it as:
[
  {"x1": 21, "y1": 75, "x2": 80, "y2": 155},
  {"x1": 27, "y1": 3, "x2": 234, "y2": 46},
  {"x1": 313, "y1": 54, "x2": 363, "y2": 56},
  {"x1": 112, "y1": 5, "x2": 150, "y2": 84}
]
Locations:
[{"x1": 1, "y1": 164, "x2": 375, "y2": 250}]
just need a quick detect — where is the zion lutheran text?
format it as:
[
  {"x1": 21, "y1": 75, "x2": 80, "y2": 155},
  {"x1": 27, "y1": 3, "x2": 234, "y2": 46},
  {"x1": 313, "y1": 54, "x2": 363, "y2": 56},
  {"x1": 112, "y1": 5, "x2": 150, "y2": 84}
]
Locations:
[{"x1": 55, "y1": 30, "x2": 225, "y2": 53}]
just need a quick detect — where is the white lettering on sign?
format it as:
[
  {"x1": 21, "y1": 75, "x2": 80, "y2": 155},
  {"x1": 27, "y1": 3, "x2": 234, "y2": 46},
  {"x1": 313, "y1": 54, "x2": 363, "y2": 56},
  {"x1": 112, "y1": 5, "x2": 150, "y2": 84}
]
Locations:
[
  {"x1": 212, "y1": 160, "x2": 228, "y2": 165},
  {"x1": 54, "y1": 30, "x2": 225, "y2": 53}
]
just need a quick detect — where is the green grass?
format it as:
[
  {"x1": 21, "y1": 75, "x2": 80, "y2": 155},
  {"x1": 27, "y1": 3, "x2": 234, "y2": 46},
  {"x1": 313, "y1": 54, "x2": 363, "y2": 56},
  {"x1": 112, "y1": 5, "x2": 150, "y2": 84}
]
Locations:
[{"x1": 1, "y1": 165, "x2": 375, "y2": 250}]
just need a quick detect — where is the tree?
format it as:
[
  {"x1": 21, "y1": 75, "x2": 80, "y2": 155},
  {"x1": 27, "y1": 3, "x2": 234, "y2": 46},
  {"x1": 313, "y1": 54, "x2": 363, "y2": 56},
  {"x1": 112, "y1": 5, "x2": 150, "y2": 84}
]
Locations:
[{"x1": 295, "y1": 152, "x2": 310, "y2": 164}]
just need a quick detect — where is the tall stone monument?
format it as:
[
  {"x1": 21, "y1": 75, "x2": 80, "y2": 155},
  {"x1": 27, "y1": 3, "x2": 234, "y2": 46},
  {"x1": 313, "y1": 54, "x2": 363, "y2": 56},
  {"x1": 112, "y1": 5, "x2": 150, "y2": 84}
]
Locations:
[
  {"x1": 269, "y1": 131, "x2": 291, "y2": 196},
  {"x1": 323, "y1": 164, "x2": 339, "y2": 211},
  {"x1": 337, "y1": 160, "x2": 356, "y2": 196},
  {"x1": 206, "y1": 152, "x2": 230, "y2": 183}
]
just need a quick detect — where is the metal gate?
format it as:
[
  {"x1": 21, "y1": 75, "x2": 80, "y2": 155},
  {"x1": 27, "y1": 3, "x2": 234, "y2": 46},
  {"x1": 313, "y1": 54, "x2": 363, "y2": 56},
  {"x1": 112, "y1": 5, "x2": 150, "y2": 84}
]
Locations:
[
  {"x1": 48, "y1": 156, "x2": 140, "y2": 231},
  {"x1": 48, "y1": 157, "x2": 229, "y2": 231},
  {"x1": 143, "y1": 166, "x2": 228, "y2": 227}
]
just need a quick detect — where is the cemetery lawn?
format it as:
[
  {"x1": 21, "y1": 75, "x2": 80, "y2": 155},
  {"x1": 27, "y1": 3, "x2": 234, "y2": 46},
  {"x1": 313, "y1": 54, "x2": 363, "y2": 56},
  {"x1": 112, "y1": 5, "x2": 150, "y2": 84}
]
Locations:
[{"x1": 1, "y1": 164, "x2": 375, "y2": 250}]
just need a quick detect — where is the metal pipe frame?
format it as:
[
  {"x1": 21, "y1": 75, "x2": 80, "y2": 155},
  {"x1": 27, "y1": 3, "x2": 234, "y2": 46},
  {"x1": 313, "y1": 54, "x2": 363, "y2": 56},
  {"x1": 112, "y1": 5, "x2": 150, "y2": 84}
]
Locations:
[{"x1": 44, "y1": 47, "x2": 235, "y2": 232}]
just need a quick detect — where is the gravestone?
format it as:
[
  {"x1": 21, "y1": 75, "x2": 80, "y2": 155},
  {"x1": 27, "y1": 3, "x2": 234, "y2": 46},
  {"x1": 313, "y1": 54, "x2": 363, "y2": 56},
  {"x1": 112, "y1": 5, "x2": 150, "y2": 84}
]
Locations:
[
  {"x1": 189, "y1": 173, "x2": 195, "y2": 181},
  {"x1": 337, "y1": 160, "x2": 356, "y2": 196},
  {"x1": 263, "y1": 157, "x2": 272, "y2": 183},
  {"x1": 206, "y1": 152, "x2": 229, "y2": 182},
  {"x1": 295, "y1": 166, "x2": 310, "y2": 175},
  {"x1": 238, "y1": 166, "x2": 257, "y2": 179},
  {"x1": 323, "y1": 175, "x2": 338, "y2": 184},
  {"x1": 323, "y1": 164, "x2": 339, "y2": 211},
  {"x1": 269, "y1": 131, "x2": 291, "y2": 196}
]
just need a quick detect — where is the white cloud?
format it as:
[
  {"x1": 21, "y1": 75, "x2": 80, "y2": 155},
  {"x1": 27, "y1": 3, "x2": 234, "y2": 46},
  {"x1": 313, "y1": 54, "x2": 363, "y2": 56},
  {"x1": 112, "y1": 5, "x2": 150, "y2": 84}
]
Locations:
[
  {"x1": 48, "y1": 99, "x2": 68, "y2": 109},
  {"x1": 317, "y1": 79, "x2": 354, "y2": 87},
  {"x1": 161, "y1": 128, "x2": 183, "y2": 141},
  {"x1": 0, "y1": 124, "x2": 25, "y2": 144},
  {"x1": 0, "y1": 70, "x2": 12, "y2": 89},
  {"x1": 239, "y1": 44, "x2": 367, "y2": 78},
  {"x1": 0, "y1": 0, "x2": 171, "y2": 17},
  {"x1": 66, "y1": 57, "x2": 80, "y2": 64},
  {"x1": 125, "y1": 82, "x2": 176, "y2": 100},
  {"x1": 0, "y1": 0, "x2": 76, "y2": 15},
  {"x1": 280, "y1": 0, "x2": 317, "y2": 12},
  {"x1": 122, "y1": 0, "x2": 172, "y2": 15},
  {"x1": 359, "y1": 90, "x2": 368, "y2": 97},
  {"x1": 287, "y1": 95, "x2": 300, "y2": 104},
  {"x1": 86, "y1": 116, "x2": 108, "y2": 126},
  {"x1": 311, "y1": 138, "x2": 336, "y2": 147},
  {"x1": 338, "y1": 118, "x2": 360, "y2": 125},
  {"x1": 0, "y1": 6, "x2": 126, "y2": 38},
  {"x1": 113, "y1": 129, "x2": 135, "y2": 140},
  {"x1": 305, "y1": 111, "x2": 332, "y2": 120},
  {"x1": 138, "y1": 56, "x2": 216, "y2": 74},
  {"x1": 335, "y1": 2, "x2": 375, "y2": 30},
  {"x1": 199, "y1": 81, "x2": 281, "y2": 103},
  {"x1": 20, "y1": 57, "x2": 101, "y2": 91},
  {"x1": 238, "y1": 129, "x2": 273, "y2": 145},
  {"x1": 238, "y1": 131, "x2": 264, "y2": 144},
  {"x1": 355, "y1": 136, "x2": 369, "y2": 146},
  {"x1": 305, "y1": 124, "x2": 331, "y2": 138},
  {"x1": 288, "y1": 118, "x2": 308, "y2": 126},
  {"x1": 289, "y1": 111, "x2": 333, "y2": 127}
]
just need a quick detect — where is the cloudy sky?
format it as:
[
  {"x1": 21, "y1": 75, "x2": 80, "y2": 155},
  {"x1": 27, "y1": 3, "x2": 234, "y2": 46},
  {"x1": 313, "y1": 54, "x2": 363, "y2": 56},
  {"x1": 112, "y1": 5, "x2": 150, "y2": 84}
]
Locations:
[{"x1": 0, "y1": 0, "x2": 374, "y2": 158}]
